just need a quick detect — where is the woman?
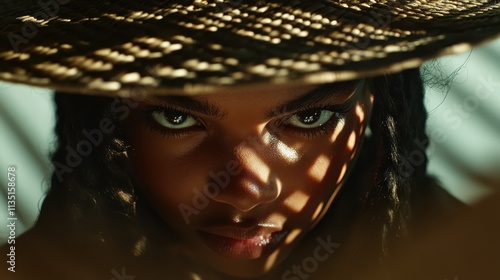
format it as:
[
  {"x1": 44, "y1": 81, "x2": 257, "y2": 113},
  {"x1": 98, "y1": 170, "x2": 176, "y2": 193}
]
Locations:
[{"x1": 1, "y1": 1, "x2": 499, "y2": 279}]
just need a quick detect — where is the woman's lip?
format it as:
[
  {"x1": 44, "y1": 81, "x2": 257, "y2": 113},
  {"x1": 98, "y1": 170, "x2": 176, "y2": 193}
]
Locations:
[
  {"x1": 200, "y1": 225, "x2": 282, "y2": 240},
  {"x1": 198, "y1": 226, "x2": 288, "y2": 259}
]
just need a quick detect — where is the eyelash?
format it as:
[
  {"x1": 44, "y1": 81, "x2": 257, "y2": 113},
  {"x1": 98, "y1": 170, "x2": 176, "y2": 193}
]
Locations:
[
  {"x1": 140, "y1": 105, "x2": 204, "y2": 139},
  {"x1": 279, "y1": 103, "x2": 353, "y2": 139},
  {"x1": 140, "y1": 101, "x2": 355, "y2": 139}
]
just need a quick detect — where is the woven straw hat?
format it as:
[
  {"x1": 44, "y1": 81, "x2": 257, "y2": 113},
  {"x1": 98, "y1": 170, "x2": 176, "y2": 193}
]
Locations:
[{"x1": 0, "y1": 0, "x2": 499, "y2": 97}]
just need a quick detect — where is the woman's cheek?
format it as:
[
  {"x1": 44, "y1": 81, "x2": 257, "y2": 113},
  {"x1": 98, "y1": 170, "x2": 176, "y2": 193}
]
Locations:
[
  {"x1": 127, "y1": 142, "x2": 203, "y2": 220},
  {"x1": 270, "y1": 126, "x2": 352, "y2": 214},
  {"x1": 309, "y1": 111, "x2": 365, "y2": 184}
]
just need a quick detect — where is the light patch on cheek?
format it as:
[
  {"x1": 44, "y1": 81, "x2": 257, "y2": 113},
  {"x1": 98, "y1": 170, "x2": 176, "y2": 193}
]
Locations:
[
  {"x1": 276, "y1": 141, "x2": 299, "y2": 163},
  {"x1": 350, "y1": 149, "x2": 357, "y2": 160},
  {"x1": 262, "y1": 131, "x2": 272, "y2": 145},
  {"x1": 336, "y1": 163, "x2": 347, "y2": 184},
  {"x1": 329, "y1": 120, "x2": 346, "y2": 143},
  {"x1": 355, "y1": 104, "x2": 368, "y2": 138},
  {"x1": 307, "y1": 154, "x2": 331, "y2": 182},
  {"x1": 263, "y1": 131, "x2": 300, "y2": 163},
  {"x1": 355, "y1": 104, "x2": 365, "y2": 122},
  {"x1": 311, "y1": 202, "x2": 324, "y2": 221},
  {"x1": 284, "y1": 228, "x2": 302, "y2": 245},
  {"x1": 283, "y1": 190, "x2": 310, "y2": 213},
  {"x1": 347, "y1": 131, "x2": 356, "y2": 151}
]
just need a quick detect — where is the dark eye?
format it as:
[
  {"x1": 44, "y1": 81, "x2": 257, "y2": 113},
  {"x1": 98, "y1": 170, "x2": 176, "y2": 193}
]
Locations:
[
  {"x1": 151, "y1": 109, "x2": 200, "y2": 129},
  {"x1": 284, "y1": 109, "x2": 335, "y2": 128}
]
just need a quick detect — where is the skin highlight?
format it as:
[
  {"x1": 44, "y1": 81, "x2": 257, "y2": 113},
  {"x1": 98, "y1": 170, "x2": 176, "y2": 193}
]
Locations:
[{"x1": 122, "y1": 80, "x2": 374, "y2": 278}]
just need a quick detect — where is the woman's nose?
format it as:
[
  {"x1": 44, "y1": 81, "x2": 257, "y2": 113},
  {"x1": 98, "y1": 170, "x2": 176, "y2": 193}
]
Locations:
[{"x1": 210, "y1": 141, "x2": 281, "y2": 212}]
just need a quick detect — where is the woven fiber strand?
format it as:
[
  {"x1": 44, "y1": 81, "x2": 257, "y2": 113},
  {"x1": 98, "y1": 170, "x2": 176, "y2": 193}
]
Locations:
[{"x1": 0, "y1": 0, "x2": 499, "y2": 96}]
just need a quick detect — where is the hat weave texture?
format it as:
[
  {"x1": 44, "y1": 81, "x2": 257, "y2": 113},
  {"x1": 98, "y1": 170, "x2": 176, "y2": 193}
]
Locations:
[{"x1": 0, "y1": 0, "x2": 499, "y2": 96}]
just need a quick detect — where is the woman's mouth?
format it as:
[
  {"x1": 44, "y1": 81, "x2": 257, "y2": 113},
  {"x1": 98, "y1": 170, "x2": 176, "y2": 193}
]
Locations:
[{"x1": 198, "y1": 225, "x2": 288, "y2": 259}]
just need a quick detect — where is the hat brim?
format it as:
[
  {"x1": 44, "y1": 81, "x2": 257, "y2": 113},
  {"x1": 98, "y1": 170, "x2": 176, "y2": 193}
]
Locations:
[{"x1": 0, "y1": 0, "x2": 499, "y2": 96}]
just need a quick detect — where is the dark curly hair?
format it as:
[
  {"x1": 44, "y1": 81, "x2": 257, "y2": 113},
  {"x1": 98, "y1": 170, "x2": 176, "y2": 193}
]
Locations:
[{"x1": 35, "y1": 68, "x2": 434, "y2": 271}]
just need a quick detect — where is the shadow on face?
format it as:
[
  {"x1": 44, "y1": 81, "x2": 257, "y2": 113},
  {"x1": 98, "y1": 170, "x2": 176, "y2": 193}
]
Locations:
[{"x1": 122, "y1": 79, "x2": 374, "y2": 278}]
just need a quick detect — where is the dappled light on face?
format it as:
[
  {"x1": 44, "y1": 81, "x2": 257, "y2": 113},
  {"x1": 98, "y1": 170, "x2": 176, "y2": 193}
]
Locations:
[
  {"x1": 263, "y1": 131, "x2": 300, "y2": 163},
  {"x1": 347, "y1": 131, "x2": 356, "y2": 151},
  {"x1": 262, "y1": 130, "x2": 272, "y2": 146},
  {"x1": 284, "y1": 228, "x2": 302, "y2": 245},
  {"x1": 355, "y1": 104, "x2": 365, "y2": 123},
  {"x1": 329, "y1": 120, "x2": 346, "y2": 143},
  {"x1": 355, "y1": 103, "x2": 368, "y2": 137},
  {"x1": 276, "y1": 140, "x2": 299, "y2": 163},
  {"x1": 122, "y1": 83, "x2": 378, "y2": 279},
  {"x1": 238, "y1": 144, "x2": 270, "y2": 184},
  {"x1": 307, "y1": 154, "x2": 332, "y2": 182},
  {"x1": 336, "y1": 163, "x2": 347, "y2": 184},
  {"x1": 350, "y1": 148, "x2": 358, "y2": 160},
  {"x1": 311, "y1": 202, "x2": 324, "y2": 222},
  {"x1": 283, "y1": 190, "x2": 311, "y2": 213},
  {"x1": 262, "y1": 131, "x2": 276, "y2": 146},
  {"x1": 242, "y1": 178, "x2": 263, "y2": 197},
  {"x1": 264, "y1": 249, "x2": 281, "y2": 271}
]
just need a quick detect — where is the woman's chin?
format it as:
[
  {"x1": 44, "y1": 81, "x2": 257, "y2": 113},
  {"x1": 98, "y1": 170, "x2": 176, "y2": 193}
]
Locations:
[{"x1": 189, "y1": 247, "x2": 289, "y2": 279}]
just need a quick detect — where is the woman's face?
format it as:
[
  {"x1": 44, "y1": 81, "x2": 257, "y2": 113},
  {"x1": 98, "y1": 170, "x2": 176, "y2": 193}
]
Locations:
[{"x1": 123, "y1": 80, "x2": 373, "y2": 277}]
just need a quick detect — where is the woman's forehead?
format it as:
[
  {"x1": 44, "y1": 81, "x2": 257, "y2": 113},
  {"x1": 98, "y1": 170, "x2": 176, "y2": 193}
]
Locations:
[
  {"x1": 196, "y1": 79, "x2": 360, "y2": 97},
  {"x1": 145, "y1": 79, "x2": 362, "y2": 113}
]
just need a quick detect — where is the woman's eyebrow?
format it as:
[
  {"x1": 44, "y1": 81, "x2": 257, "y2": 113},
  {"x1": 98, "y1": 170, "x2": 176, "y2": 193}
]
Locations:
[
  {"x1": 152, "y1": 95, "x2": 228, "y2": 119},
  {"x1": 265, "y1": 80, "x2": 362, "y2": 118},
  {"x1": 151, "y1": 80, "x2": 361, "y2": 120}
]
